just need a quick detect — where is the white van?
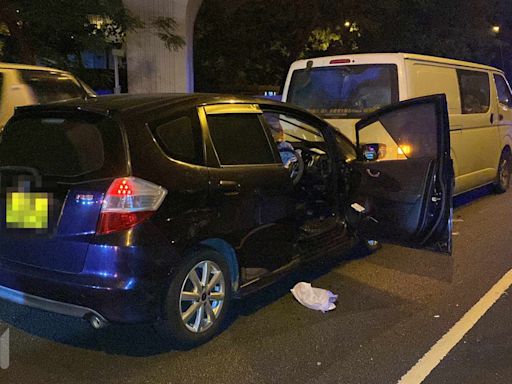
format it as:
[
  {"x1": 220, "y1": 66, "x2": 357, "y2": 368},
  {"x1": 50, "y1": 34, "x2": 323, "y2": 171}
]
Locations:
[
  {"x1": 282, "y1": 53, "x2": 512, "y2": 195},
  {"x1": 0, "y1": 63, "x2": 95, "y2": 131}
]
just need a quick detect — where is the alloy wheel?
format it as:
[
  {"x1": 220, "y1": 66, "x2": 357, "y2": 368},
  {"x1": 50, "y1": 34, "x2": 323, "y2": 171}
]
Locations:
[
  {"x1": 179, "y1": 260, "x2": 226, "y2": 333},
  {"x1": 499, "y1": 157, "x2": 510, "y2": 189}
]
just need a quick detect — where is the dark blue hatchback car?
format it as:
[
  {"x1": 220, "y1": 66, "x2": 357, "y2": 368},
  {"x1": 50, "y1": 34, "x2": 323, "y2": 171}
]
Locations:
[{"x1": 0, "y1": 94, "x2": 453, "y2": 347}]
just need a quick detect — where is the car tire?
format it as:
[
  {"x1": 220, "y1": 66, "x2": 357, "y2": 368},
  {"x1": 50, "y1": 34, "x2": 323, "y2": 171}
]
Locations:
[
  {"x1": 494, "y1": 149, "x2": 512, "y2": 194},
  {"x1": 156, "y1": 248, "x2": 232, "y2": 349}
]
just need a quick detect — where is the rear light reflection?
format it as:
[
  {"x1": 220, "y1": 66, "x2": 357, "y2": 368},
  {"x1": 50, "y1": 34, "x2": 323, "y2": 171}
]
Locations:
[{"x1": 97, "y1": 211, "x2": 154, "y2": 234}]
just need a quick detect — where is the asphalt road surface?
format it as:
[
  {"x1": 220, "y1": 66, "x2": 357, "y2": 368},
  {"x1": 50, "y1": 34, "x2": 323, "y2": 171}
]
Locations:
[{"x1": 0, "y1": 185, "x2": 511, "y2": 384}]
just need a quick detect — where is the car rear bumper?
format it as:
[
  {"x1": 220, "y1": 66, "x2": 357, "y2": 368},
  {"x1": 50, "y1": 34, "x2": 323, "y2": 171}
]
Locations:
[
  {"x1": 0, "y1": 260, "x2": 168, "y2": 324},
  {"x1": 0, "y1": 283, "x2": 109, "y2": 325}
]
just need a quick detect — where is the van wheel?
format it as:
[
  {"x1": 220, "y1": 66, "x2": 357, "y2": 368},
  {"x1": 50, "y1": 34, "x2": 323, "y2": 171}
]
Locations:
[
  {"x1": 494, "y1": 149, "x2": 512, "y2": 193},
  {"x1": 156, "y1": 249, "x2": 232, "y2": 349}
]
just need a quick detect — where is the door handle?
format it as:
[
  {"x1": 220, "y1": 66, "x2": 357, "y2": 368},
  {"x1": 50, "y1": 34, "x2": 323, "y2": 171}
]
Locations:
[
  {"x1": 218, "y1": 180, "x2": 241, "y2": 195},
  {"x1": 366, "y1": 168, "x2": 381, "y2": 178},
  {"x1": 492, "y1": 113, "x2": 505, "y2": 124}
]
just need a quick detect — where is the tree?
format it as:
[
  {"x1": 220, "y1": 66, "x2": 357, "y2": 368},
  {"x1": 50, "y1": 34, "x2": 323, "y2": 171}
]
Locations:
[
  {"x1": 0, "y1": 0, "x2": 184, "y2": 68},
  {"x1": 194, "y1": 0, "x2": 506, "y2": 93}
]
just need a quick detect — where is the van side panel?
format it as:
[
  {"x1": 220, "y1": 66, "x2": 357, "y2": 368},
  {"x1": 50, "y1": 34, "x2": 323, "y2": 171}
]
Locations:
[
  {"x1": 0, "y1": 70, "x2": 35, "y2": 131},
  {"x1": 405, "y1": 61, "x2": 466, "y2": 192},
  {"x1": 406, "y1": 60, "x2": 500, "y2": 194},
  {"x1": 406, "y1": 62, "x2": 461, "y2": 114},
  {"x1": 491, "y1": 72, "x2": 512, "y2": 165},
  {"x1": 455, "y1": 71, "x2": 500, "y2": 192}
]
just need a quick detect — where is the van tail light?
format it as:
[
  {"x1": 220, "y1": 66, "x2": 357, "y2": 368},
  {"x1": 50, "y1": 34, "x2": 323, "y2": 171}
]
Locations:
[
  {"x1": 329, "y1": 58, "x2": 351, "y2": 64},
  {"x1": 97, "y1": 177, "x2": 167, "y2": 234}
]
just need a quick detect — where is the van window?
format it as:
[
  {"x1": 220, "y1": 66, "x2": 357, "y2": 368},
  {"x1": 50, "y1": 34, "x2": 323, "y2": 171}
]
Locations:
[
  {"x1": 0, "y1": 114, "x2": 126, "y2": 179},
  {"x1": 20, "y1": 70, "x2": 85, "y2": 103},
  {"x1": 457, "y1": 70, "x2": 490, "y2": 114},
  {"x1": 287, "y1": 64, "x2": 399, "y2": 118},
  {"x1": 207, "y1": 114, "x2": 276, "y2": 165},
  {"x1": 153, "y1": 115, "x2": 203, "y2": 165},
  {"x1": 494, "y1": 74, "x2": 512, "y2": 107}
]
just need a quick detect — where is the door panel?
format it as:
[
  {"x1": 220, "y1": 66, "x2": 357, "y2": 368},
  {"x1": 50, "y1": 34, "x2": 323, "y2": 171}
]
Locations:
[
  {"x1": 349, "y1": 94, "x2": 453, "y2": 254},
  {"x1": 201, "y1": 106, "x2": 300, "y2": 282},
  {"x1": 207, "y1": 165, "x2": 299, "y2": 281},
  {"x1": 349, "y1": 158, "x2": 435, "y2": 240}
]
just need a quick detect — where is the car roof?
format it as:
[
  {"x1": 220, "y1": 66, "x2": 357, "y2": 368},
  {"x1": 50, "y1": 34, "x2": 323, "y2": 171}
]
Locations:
[{"x1": 15, "y1": 93, "x2": 301, "y2": 119}]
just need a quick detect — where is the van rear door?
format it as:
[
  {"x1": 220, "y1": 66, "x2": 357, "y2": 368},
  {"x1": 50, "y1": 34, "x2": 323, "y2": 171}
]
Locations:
[{"x1": 0, "y1": 110, "x2": 128, "y2": 273}]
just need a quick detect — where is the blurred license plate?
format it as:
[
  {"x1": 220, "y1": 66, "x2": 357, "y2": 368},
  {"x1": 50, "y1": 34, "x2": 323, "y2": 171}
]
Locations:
[{"x1": 6, "y1": 192, "x2": 49, "y2": 229}]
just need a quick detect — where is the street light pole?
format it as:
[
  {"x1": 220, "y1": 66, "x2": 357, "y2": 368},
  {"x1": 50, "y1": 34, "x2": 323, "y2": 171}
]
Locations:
[
  {"x1": 492, "y1": 25, "x2": 505, "y2": 71},
  {"x1": 113, "y1": 54, "x2": 121, "y2": 94}
]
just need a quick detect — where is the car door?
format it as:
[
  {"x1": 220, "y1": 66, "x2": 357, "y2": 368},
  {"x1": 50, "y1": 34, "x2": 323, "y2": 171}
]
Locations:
[
  {"x1": 199, "y1": 104, "x2": 300, "y2": 282},
  {"x1": 348, "y1": 94, "x2": 453, "y2": 254}
]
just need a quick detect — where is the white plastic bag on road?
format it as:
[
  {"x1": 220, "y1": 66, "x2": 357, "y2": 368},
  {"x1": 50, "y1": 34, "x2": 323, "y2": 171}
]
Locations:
[{"x1": 290, "y1": 282, "x2": 338, "y2": 312}]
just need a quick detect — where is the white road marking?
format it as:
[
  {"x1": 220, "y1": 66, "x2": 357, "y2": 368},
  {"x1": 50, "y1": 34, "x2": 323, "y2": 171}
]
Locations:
[{"x1": 398, "y1": 268, "x2": 512, "y2": 384}]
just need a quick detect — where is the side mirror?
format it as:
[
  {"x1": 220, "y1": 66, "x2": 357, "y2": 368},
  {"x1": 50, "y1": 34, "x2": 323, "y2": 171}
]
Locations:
[{"x1": 360, "y1": 143, "x2": 386, "y2": 161}]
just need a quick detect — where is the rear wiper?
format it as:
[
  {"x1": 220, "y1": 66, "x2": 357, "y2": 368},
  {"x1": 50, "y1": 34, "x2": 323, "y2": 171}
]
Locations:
[{"x1": 0, "y1": 166, "x2": 41, "y2": 176}]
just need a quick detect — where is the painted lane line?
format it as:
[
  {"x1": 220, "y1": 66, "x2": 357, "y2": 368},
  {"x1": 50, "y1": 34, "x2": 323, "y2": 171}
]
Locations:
[{"x1": 398, "y1": 268, "x2": 512, "y2": 384}]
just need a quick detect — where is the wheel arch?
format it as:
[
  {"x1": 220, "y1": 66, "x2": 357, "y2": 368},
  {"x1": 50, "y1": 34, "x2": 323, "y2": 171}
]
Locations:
[{"x1": 197, "y1": 238, "x2": 240, "y2": 292}]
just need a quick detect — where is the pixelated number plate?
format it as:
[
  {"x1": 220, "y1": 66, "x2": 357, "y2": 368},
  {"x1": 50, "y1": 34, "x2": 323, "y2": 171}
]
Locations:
[{"x1": 6, "y1": 192, "x2": 49, "y2": 229}]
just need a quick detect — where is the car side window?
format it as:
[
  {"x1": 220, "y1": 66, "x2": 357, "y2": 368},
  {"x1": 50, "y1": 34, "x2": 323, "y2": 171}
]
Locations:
[
  {"x1": 358, "y1": 102, "x2": 438, "y2": 160},
  {"x1": 153, "y1": 114, "x2": 203, "y2": 165},
  {"x1": 0, "y1": 73, "x2": 3, "y2": 108},
  {"x1": 494, "y1": 74, "x2": 512, "y2": 107},
  {"x1": 457, "y1": 69, "x2": 490, "y2": 114},
  {"x1": 207, "y1": 113, "x2": 276, "y2": 166}
]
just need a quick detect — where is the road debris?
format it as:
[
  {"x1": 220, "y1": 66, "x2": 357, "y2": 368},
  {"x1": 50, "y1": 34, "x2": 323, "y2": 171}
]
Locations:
[{"x1": 291, "y1": 282, "x2": 337, "y2": 312}]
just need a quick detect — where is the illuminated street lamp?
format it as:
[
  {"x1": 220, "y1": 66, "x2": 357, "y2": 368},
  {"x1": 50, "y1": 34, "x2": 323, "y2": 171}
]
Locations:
[{"x1": 492, "y1": 25, "x2": 504, "y2": 70}]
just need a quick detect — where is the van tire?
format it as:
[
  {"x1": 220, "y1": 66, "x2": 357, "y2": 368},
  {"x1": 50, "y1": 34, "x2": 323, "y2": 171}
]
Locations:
[
  {"x1": 494, "y1": 149, "x2": 512, "y2": 194},
  {"x1": 155, "y1": 248, "x2": 232, "y2": 349}
]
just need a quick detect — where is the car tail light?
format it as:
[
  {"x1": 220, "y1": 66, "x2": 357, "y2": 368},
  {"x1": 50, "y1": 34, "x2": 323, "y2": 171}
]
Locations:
[{"x1": 97, "y1": 177, "x2": 167, "y2": 234}]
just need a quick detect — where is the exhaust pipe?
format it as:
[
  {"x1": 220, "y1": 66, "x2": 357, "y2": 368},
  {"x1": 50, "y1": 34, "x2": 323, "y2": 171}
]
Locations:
[{"x1": 87, "y1": 314, "x2": 109, "y2": 329}]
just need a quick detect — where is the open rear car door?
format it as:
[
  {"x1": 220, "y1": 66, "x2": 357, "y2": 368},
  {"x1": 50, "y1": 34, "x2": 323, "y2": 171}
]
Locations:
[{"x1": 347, "y1": 94, "x2": 453, "y2": 254}]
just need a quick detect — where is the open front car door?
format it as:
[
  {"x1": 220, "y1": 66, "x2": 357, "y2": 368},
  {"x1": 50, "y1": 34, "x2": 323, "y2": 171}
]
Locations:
[{"x1": 348, "y1": 94, "x2": 453, "y2": 254}]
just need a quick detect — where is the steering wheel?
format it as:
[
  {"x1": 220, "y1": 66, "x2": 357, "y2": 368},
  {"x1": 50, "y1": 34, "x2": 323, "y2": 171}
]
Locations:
[{"x1": 280, "y1": 148, "x2": 304, "y2": 185}]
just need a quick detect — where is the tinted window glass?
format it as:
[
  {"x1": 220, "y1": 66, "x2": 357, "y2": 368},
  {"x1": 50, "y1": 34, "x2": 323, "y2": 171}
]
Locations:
[
  {"x1": 359, "y1": 102, "x2": 438, "y2": 160},
  {"x1": 207, "y1": 114, "x2": 275, "y2": 165},
  {"x1": 288, "y1": 64, "x2": 399, "y2": 118},
  {"x1": 0, "y1": 73, "x2": 3, "y2": 108},
  {"x1": 0, "y1": 114, "x2": 125, "y2": 178},
  {"x1": 20, "y1": 70, "x2": 85, "y2": 103},
  {"x1": 263, "y1": 111, "x2": 327, "y2": 167},
  {"x1": 494, "y1": 74, "x2": 512, "y2": 107},
  {"x1": 154, "y1": 116, "x2": 202, "y2": 164},
  {"x1": 457, "y1": 70, "x2": 490, "y2": 114}
]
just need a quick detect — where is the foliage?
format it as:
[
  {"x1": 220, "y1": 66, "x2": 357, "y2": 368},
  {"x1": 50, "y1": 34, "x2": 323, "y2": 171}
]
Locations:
[
  {"x1": 194, "y1": 0, "x2": 505, "y2": 92},
  {"x1": 152, "y1": 17, "x2": 186, "y2": 51},
  {"x1": 0, "y1": 0, "x2": 184, "y2": 69}
]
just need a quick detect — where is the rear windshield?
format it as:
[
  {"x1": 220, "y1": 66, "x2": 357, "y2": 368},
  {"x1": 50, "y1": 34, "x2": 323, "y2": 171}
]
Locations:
[
  {"x1": 287, "y1": 64, "x2": 399, "y2": 119},
  {"x1": 20, "y1": 70, "x2": 85, "y2": 103},
  {"x1": 0, "y1": 113, "x2": 126, "y2": 180}
]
